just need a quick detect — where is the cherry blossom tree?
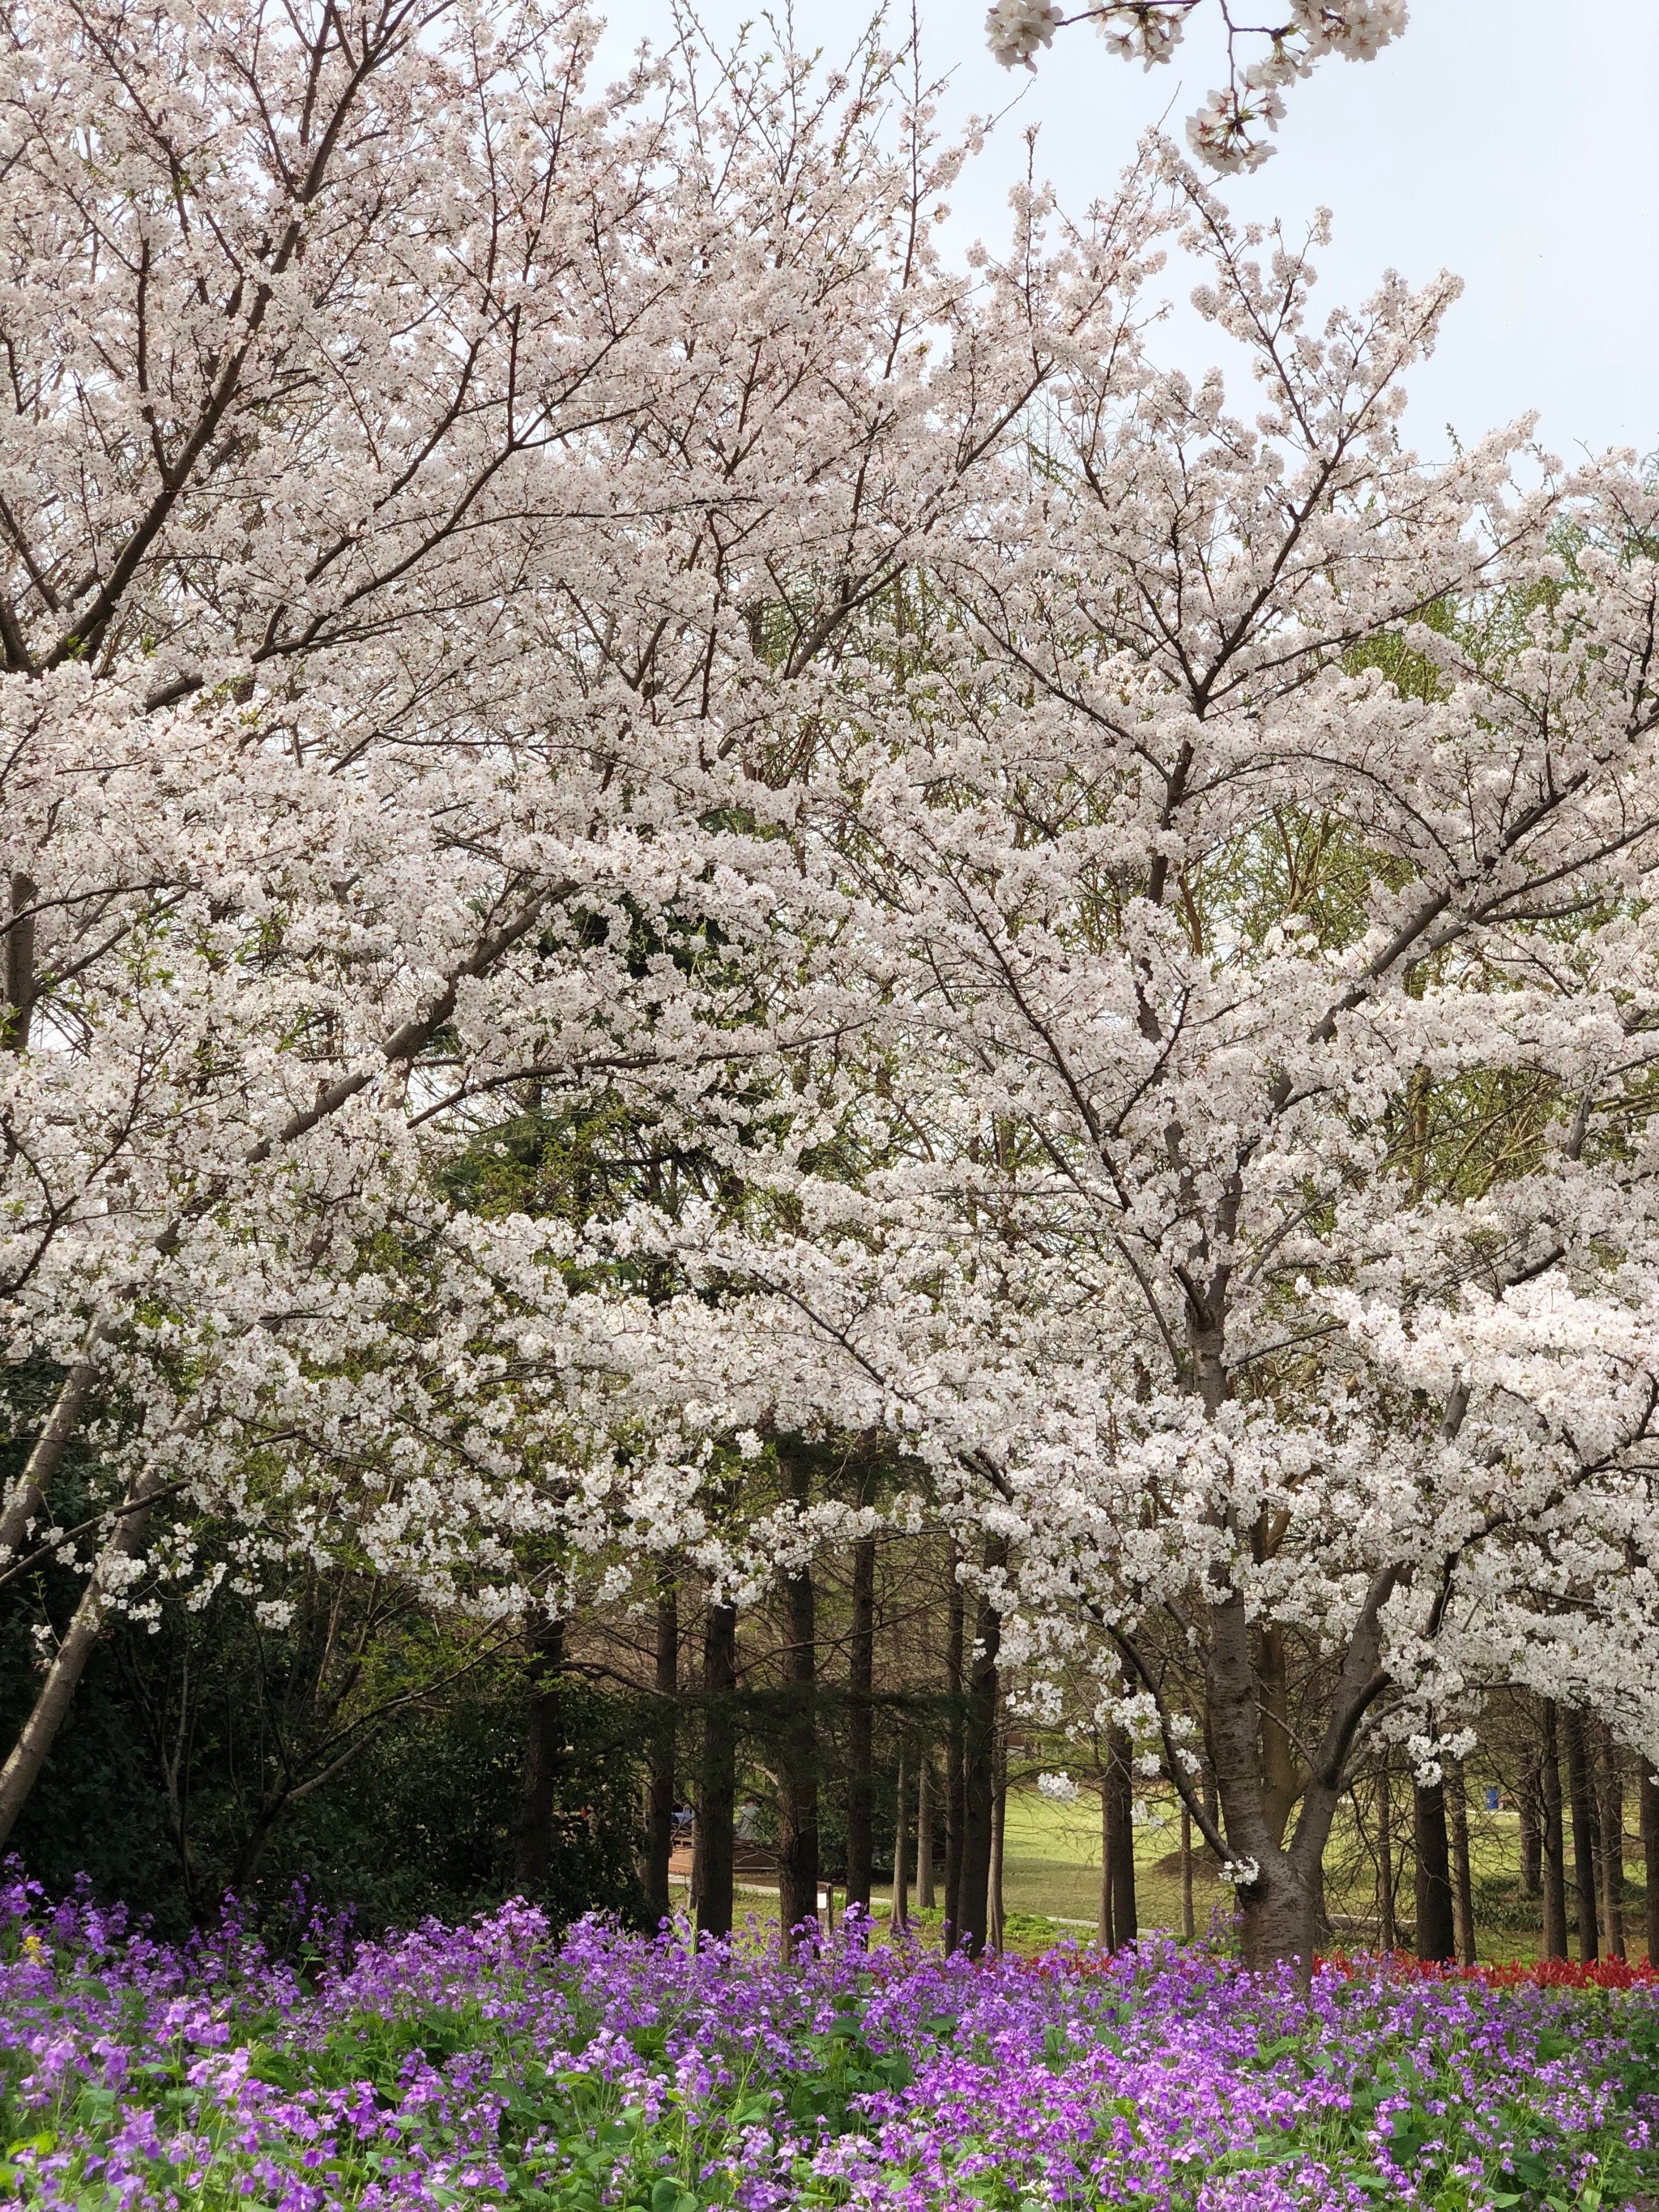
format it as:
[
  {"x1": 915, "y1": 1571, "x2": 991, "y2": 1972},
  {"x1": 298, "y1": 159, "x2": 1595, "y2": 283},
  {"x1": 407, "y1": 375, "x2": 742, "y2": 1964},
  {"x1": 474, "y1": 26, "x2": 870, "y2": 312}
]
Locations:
[
  {"x1": 0, "y1": 0, "x2": 1168, "y2": 1843},
  {"x1": 7, "y1": 0, "x2": 1653, "y2": 1984},
  {"x1": 622, "y1": 180, "x2": 1659, "y2": 1971}
]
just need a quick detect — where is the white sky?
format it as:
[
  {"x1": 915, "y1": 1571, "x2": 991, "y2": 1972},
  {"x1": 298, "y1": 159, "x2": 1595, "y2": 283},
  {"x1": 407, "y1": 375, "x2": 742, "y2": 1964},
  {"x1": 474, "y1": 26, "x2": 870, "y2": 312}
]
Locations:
[{"x1": 592, "y1": 1, "x2": 1659, "y2": 467}]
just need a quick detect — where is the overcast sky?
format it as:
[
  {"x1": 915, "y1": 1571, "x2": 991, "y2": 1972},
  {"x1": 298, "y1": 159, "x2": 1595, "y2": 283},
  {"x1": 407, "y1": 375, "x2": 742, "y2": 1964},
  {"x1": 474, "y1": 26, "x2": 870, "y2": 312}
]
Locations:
[{"x1": 592, "y1": 1, "x2": 1658, "y2": 468}]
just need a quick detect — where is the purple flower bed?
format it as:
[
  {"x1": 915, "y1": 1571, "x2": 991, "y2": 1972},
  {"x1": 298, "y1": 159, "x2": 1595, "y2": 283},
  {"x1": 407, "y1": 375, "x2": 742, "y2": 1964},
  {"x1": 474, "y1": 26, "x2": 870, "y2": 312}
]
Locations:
[{"x1": 2, "y1": 1874, "x2": 1656, "y2": 2211}]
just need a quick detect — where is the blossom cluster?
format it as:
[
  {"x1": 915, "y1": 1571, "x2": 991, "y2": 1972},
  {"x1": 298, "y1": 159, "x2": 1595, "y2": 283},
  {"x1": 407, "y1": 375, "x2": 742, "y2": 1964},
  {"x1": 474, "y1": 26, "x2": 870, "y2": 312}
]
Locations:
[
  {"x1": 2, "y1": 1878, "x2": 1658, "y2": 2210},
  {"x1": 984, "y1": 0, "x2": 1410, "y2": 169}
]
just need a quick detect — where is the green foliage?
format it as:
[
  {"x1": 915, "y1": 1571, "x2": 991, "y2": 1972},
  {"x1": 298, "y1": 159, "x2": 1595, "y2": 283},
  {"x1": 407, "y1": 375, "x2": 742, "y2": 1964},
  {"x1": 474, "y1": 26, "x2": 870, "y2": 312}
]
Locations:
[
  {"x1": 255, "y1": 1672, "x2": 651, "y2": 1937},
  {"x1": 0, "y1": 1567, "x2": 649, "y2": 1938}
]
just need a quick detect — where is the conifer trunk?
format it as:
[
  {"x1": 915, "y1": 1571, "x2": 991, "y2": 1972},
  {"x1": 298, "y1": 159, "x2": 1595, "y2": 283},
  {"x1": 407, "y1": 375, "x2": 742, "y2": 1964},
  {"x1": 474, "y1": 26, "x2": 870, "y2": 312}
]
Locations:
[
  {"x1": 1564, "y1": 1709, "x2": 1599, "y2": 1963},
  {"x1": 645, "y1": 1576, "x2": 678, "y2": 1925},
  {"x1": 1540, "y1": 1702, "x2": 1570, "y2": 1959},
  {"x1": 1640, "y1": 1761, "x2": 1659, "y2": 1967},
  {"x1": 1518, "y1": 1744, "x2": 1542, "y2": 1899},
  {"x1": 1414, "y1": 1779, "x2": 1456, "y2": 1963},
  {"x1": 1597, "y1": 1723, "x2": 1626, "y2": 1961},
  {"x1": 845, "y1": 1535, "x2": 876, "y2": 1919},
  {"x1": 987, "y1": 1727, "x2": 1006, "y2": 1954},
  {"x1": 1447, "y1": 1757, "x2": 1476, "y2": 1967},
  {"x1": 776, "y1": 1552, "x2": 819, "y2": 1956},
  {"x1": 1105, "y1": 1725, "x2": 1138, "y2": 1950},
  {"x1": 958, "y1": 1546, "x2": 1004, "y2": 1958},
  {"x1": 515, "y1": 1616, "x2": 567, "y2": 1896},
  {"x1": 943, "y1": 1565, "x2": 965, "y2": 1951},
  {"x1": 1098, "y1": 1773, "x2": 1114, "y2": 1950},
  {"x1": 892, "y1": 1749, "x2": 909, "y2": 1931},
  {"x1": 693, "y1": 1600, "x2": 738, "y2": 1944},
  {"x1": 916, "y1": 1752, "x2": 936, "y2": 1911}
]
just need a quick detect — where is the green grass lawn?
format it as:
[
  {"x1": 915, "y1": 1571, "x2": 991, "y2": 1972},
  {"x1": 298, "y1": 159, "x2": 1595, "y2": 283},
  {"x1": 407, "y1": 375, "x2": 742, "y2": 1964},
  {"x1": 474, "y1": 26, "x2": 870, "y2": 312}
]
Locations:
[
  {"x1": 996, "y1": 1785, "x2": 1652, "y2": 1962},
  {"x1": 998, "y1": 1785, "x2": 1224, "y2": 1934},
  {"x1": 679, "y1": 1783, "x2": 1649, "y2": 1963}
]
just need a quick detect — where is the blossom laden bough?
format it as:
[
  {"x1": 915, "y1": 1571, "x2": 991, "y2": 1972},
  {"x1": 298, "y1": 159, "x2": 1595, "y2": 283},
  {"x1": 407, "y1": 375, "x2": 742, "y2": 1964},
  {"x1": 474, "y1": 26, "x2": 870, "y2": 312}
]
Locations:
[
  {"x1": 984, "y1": 0, "x2": 1410, "y2": 170},
  {"x1": 985, "y1": 0, "x2": 1064, "y2": 71}
]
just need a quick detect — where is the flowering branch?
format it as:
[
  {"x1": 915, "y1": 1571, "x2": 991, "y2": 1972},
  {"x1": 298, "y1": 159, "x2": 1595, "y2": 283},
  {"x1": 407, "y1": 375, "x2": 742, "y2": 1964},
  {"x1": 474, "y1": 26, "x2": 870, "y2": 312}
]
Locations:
[{"x1": 984, "y1": 0, "x2": 1408, "y2": 170}]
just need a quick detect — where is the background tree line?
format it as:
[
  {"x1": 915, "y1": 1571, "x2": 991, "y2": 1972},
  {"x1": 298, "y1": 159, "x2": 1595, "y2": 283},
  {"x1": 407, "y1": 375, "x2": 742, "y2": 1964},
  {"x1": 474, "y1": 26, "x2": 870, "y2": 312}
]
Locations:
[{"x1": 11, "y1": 1365, "x2": 1659, "y2": 1973}]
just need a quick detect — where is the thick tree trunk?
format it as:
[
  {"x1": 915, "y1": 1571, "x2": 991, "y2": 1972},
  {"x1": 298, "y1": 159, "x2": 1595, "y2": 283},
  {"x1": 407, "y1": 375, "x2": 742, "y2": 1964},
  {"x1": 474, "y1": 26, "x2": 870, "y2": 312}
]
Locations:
[
  {"x1": 0, "y1": 1466, "x2": 168, "y2": 1851},
  {"x1": 1640, "y1": 1761, "x2": 1659, "y2": 1967},
  {"x1": 1414, "y1": 1779, "x2": 1456, "y2": 1963},
  {"x1": 957, "y1": 1548, "x2": 1004, "y2": 1958},
  {"x1": 693, "y1": 1600, "x2": 738, "y2": 1945},
  {"x1": 1447, "y1": 1757, "x2": 1476, "y2": 1968},
  {"x1": 645, "y1": 1575, "x2": 678, "y2": 1927},
  {"x1": 515, "y1": 1616, "x2": 567, "y2": 1895},
  {"x1": 1564, "y1": 1707, "x2": 1599, "y2": 1964},
  {"x1": 1540, "y1": 1702, "x2": 1569, "y2": 1960},
  {"x1": 776, "y1": 1548, "x2": 819, "y2": 1956},
  {"x1": 845, "y1": 1535, "x2": 876, "y2": 1920},
  {"x1": 943, "y1": 1565, "x2": 965, "y2": 1952},
  {"x1": 1244, "y1": 1778, "x2": 1342, "y2": 1979},
  {"x1": 1206, "y1": 1584, "x2": 1320, "y2": 1976},
  {"x1": 1376, "y1": 1762, "x2": 1397, "y2": 1952},
  {"x1": 892, "y1": 1748, "x2": 909, "y2": 1931},
  {"x1": 916, "y1": 1751, "x2": 936, "y2": 1911},
  {"x1": 1235, "y1": 1855, "x2": 1320, "y2": 1972},
  {"x1": 1258, "y1": 1625, "x2": 1297, "y2": 1847},
  {"x1": 1596, "y1": 1723, "x2": 1626, "y2": 1961}
]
